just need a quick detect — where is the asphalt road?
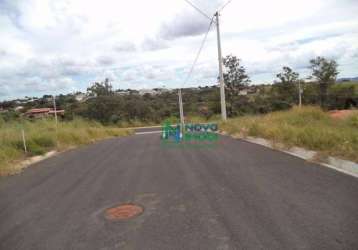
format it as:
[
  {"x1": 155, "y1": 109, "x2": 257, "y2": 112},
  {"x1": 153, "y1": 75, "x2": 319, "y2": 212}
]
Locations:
[{"x1": 1, "y1": 134, "x2": 358, "y2": 250}]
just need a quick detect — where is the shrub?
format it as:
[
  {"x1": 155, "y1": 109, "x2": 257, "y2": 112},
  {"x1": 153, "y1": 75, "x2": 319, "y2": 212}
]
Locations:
[
  {"x1": 32, "y1": 136, "x2": 56, "y2": 148},
  {"x1": 220, "y1": 106, "x2": 358, "y2": 162},
  {"x1": 0, "y1": 118, "x2": 132, "y2": 176}
]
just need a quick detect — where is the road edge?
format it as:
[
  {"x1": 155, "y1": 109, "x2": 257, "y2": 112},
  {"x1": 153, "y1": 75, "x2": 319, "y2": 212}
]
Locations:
[
  {"x1": 4, "y1": 150, "x2": 59, "y2": 176},
  {"x1": 222, "y1": 133, "x2": 358, "y2": 178}
]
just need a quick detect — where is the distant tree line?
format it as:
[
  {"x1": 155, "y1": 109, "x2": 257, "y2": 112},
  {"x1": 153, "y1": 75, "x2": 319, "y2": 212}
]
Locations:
[
  {"x1": 220, "y1": 55, "x2": 354, "y2": 117},
  {"x1": 1, "y1": 55, "x2": 357, "y2": 124}
]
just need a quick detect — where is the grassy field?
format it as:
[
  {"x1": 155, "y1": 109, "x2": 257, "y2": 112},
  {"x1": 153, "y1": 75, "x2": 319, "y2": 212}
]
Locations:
[
  {"x1": 0, "y1": 118, "x2": 132, "y2": 176},
  {"x1": 220, "y1": 106, "x2": 358, "y2": 162}
]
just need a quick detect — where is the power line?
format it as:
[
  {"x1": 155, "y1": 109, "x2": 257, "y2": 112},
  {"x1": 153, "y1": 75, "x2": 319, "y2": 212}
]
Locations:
[
  {"x1": 217, "y1": 0, "x2": 234, "y2": 13},
  {"x1": 177, "y1": 14, "x2": 214, "y2": 126},
  {"x1": 183, "y1": 0, "x2": 214, "y2": 22},
  {"x1": 182, "y1": 17, "x2": 215, "y2": 88}
]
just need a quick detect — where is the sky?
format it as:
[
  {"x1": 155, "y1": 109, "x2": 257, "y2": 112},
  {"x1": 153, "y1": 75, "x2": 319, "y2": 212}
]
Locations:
[{"x1": 0, "y1": 0, "x2": 358, "y2": 100}]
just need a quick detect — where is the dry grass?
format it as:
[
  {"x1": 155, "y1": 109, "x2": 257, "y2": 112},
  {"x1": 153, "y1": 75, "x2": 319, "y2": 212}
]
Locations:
[
  {"x1": 0, "y1": 118, "x2": 132, "y2": 176},
  {"x1": 220, "y1": 106, "x2": 358, "y2": 162}
]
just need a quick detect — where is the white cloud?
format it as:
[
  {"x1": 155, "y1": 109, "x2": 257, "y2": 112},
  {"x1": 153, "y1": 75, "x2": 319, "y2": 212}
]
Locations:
[{"x1": 0, "y1": 0, "x2": 357, "y2": 100}]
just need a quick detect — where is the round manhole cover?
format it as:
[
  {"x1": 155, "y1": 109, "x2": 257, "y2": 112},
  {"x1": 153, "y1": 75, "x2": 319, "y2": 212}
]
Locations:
[{"x1": 105, "y1": 204, "x2": 143, "y2": 221}]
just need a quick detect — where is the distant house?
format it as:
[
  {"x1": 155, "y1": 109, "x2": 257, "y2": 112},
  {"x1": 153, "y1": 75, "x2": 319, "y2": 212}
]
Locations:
[
  {"x1": 138, "y1": 88, "x2": 172, "y2": 95},
  {"x1": 14, "y1": 106, "x2": 24, "y2": 111},
  {"x1": 238, "y1": 89, "x2": 248, "y2": 95},
  {"x1": 138, "y1": 89, "x2": 157, "y2": 95},
  {"x1": 14, "y1": 97, "x2": 38, "y2": 105},
  {"x1": 153, "y1": 88, "x2": 171, "y2": 94},
  {"x1": 238, "y1": 86, "x2": 259, "y2": 95},
  {"x1": 116, "y1": 90, "x2": 130, "y2": 96},
  {"x1": 75, "y1": 93, "x2": 87, "y2": 102},
  {"x1": 24, "y1": 108, "x2": 65, "y2": 118}
]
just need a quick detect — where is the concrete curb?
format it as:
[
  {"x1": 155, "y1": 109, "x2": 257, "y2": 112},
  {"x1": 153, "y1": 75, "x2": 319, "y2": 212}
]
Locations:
[
  {"x1": 10, "y1": 150, "x2": 58, "y2": 175},
  {"x1": 228, "y1": 134, "x2": 358, "y2": 178}
]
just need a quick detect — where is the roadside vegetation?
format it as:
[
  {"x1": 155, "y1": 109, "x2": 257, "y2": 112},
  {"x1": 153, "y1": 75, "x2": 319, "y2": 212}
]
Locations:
[
  {"x1": 1, "y1": 56, "x2": 356, "y2": 126},
  {"x1": 1, "y1": 55, "x2": 357, "y2": 171},
  {"x1": 220, "y1": 106, "x2": 358, "y2": 162},
  {"x1": 0, "y1": 118, "x2": 132, "y2": 176}
]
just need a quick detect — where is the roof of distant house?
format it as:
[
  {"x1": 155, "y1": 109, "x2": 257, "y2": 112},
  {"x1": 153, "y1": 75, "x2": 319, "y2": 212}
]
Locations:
[
  {"x1": 26, "y1": 108, "x2": 51, "y2": 114},
  {"x1": 25, "y1": 108, "x2": 64, "y2": 114}
]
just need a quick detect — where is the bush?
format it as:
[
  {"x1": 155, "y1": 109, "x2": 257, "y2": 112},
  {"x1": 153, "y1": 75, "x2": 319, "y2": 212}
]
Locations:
[
  {"x1": 27, "y1": 141, "x2": 46, "y2": 155},
  {"x1": 0, "y1": 118, "x2": 132, "y2": 175},
  {"x1": 220, "y1": 106, "x2": 358, "y2": 162},
  {"x1": 32, "y1": 136, "x2": 56, "y2": 148}
]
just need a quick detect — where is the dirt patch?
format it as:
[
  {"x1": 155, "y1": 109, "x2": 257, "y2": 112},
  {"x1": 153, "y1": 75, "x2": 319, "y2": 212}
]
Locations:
[
  {"x1": 329, "y1": 110, "x2": 356, "y2": 119},
  {"x1": 105, "y1": 204, "x2": 143, "y2": 221}
]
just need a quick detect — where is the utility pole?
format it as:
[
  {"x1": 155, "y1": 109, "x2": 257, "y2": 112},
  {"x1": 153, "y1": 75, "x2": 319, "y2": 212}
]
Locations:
[
  {"x1": 298, "y1": 81, "x2": 302, "y2": 108},
  {"x1": 215, "y1": 11, "x2": 227, "y2": 121},
  {"x1": 53, "y1": 95, "x2": 59, "y2": 148},
  {"x1": 53, "y1": 95, "x2": 58, "y2": 129},
  {"x1": 178, "y1": 89, "x2": 184, "y2": 137},
  {"x1": 21, "y1": 129, "x2": 27, "y2": 153}
]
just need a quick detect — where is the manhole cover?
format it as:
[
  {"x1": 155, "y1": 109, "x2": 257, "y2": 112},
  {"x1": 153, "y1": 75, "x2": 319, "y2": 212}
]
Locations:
[{"x1": 105, "y1": 204, "x2": 143, "y2": 221}]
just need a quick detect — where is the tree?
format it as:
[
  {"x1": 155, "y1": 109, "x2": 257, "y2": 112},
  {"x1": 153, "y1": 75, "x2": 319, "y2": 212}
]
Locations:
[
  {"x1": 87, "y1": 78, "x2": 113, "y2": 96},
  {"x1": 276, "y1": 66, "x2": 299, "y2": 85},
  {"x1": 273, "y1": 66, "x2": 299, "y2": 104},
  {"x1": 222, "y1": 55, "x2": 250, "y2": 116},
  {"x1": 309, "y1": 57, "x2": 339, "y2": 108}
]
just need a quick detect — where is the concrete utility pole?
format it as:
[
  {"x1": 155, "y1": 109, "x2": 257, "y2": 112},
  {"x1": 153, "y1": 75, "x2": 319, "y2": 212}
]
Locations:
[
  {"x1": 215, "y1": 11, "x2": 227, "y2": 121},
  {"x1": 298, "y1": 81, "x2": 302, "y2": 108},
  {"x1": 21, "y1": 129, "x2": 27, "y2": 153},
  {"x1": 53, "y1": 95, "x2": 58, "y2": 129},
  {"x1": 178, "y1": 89, "x2": 185, "y2": 137}
]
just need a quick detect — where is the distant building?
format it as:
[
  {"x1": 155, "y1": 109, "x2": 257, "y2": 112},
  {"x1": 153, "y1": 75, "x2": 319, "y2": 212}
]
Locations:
[
  {"x1": 15, "y1": 97, "x2": 38, "y2": 104},
  {"x1": 153, "y1": 88, "x2": 171, "y2": 94},
  {"x1": 14, "y1": 106, "x2": 24, "y2": 111},
  {"x1": 24, "y1": 108, "x2": 64, "y2": 119},
  {"x1": 238, "y1": 89, "x2": 248, "y2": 95},
  {"x1": 138, "y1": 89, "x2": 158, "y2": 95},
  {"x1": 116, "y1": 90, "x2": 130, "y2": 96},
  {"x1": 75, "y1": 93, "x2": 87, "y2": 102},
  {"x1": 138, "y1": 88, "x2": 173, "y2": 95}
]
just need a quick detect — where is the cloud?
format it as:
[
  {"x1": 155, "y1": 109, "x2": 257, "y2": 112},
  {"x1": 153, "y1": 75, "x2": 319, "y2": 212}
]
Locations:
[
  {"x1": 141, "y1": 37, "x2": 169, "y2": 51},
  {"x1": 96, "y1": 56, "x2": 115, "y2": 66},
  {"x1": 121, "y1": 65, "x2": 174, "y2": 83},
  {"x1": 159, "y1": 0, "x2": 223, "y2": 40},
  {"x1": 0, "y1": 0, "x2": 358, "y2": 100},
  {"x1": 113, "y1": 42, "x2": 136, "y2": 52},
  {"x1": 159, "y1": 14, "x2": 210, "y2": 40},
  {"x1": 0, "y1": 49, "x2": 6, "y2": 57}
]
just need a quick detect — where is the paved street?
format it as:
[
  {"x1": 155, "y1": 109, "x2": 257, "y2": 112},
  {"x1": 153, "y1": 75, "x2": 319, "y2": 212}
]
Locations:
[{"x1": 0, "y1": 134, "x2": 357, "y2": 250}]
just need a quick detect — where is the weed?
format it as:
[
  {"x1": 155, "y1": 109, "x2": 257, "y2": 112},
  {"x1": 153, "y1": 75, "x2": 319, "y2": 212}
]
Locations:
[{"x1": 220, "y1": 106, "x2": 358, "y2": 162}]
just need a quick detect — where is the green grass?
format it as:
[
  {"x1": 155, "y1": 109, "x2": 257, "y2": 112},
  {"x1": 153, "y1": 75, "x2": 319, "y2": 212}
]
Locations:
[
  {"x1": 0, "y1": 118, "x2": 132, "y2": 176},
  {"x1": 220, "y1": 106, "x2": 358, "y2": 162},
  {"x1": 115, "y1": 115, "x2": 221, "y2": 128}
]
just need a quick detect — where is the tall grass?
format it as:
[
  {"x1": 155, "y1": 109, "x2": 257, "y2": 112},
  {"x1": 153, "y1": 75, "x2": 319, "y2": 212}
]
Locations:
[
  {"x1": 115, "y1": 114, "x2": 221, "y2": 128},
  {"x1": 220, "y1": 106, "x2": 358, "y2": 162},
  {"x1": 0, "y1": 118, "x2": 132, "y2": 175}
]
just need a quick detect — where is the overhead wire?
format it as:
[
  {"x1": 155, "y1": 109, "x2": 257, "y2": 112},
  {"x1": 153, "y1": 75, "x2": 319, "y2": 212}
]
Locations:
[
  {"x1": 217, "y1": 0, "x2": 234, "y2": 13},
  {"x1": 180, "y1": 0, "x2": 235, "y2": 90},
  {"x1": 181, "y1": 16, "x2": 215, "y2": 89},
  {"x1": 183, "y1": 0, "x2": 214, "y2": 22}
]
